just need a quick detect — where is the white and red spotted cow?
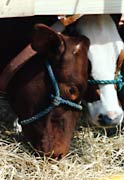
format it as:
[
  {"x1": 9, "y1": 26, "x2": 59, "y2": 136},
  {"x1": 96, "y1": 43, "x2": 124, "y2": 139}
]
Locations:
[{"x1": 75, "y1": 15, "x2": 124, "y2": 127}]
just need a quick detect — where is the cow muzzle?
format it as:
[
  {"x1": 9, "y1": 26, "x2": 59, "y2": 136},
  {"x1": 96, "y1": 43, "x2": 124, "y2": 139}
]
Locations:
[{"x1": 97, "y1": 112, "x2": 124, "y2": 127}]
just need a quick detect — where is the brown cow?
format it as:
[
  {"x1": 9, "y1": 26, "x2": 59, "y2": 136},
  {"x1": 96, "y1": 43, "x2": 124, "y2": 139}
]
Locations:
[{"x1": 0, "y1": 23, "x2": 90, "y2": 158}]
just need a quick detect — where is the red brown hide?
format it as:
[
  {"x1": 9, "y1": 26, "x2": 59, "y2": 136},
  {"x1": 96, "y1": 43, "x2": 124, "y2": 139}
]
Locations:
[{"x1": 0, "y1": 23, "x2": 90, "y2": 158}]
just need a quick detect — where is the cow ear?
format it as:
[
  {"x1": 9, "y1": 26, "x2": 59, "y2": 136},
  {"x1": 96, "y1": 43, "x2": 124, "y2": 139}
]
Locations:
[{"x1": 31, "y1": 23, "x2": 62, "y2": 54}]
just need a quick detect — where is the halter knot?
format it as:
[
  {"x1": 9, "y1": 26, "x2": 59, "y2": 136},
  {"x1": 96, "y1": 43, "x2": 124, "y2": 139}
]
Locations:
[
  {"x1": 116, "y1": 72, "x2": 124, "y2": 91},
  {"x1": 51, "y1": 94, "x2": 61, "y2": 106}
]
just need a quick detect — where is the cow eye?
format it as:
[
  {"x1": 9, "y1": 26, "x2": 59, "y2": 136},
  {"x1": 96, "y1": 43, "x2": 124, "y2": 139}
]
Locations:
[
  {"x1": 68, "y1": 86, "x2": 79, "y2": 101},
  {"x1": 69, "y1": 87, "x2": 76, "y2": 94}
]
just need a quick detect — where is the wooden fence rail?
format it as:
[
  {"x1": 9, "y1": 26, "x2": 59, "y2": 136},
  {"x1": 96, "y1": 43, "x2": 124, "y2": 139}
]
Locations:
[{"x1": 0, "y1": 0, "x2": 124, "y2": 18}]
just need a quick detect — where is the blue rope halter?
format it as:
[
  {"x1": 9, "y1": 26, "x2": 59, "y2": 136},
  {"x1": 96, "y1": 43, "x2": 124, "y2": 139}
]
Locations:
[
  {"x1": 20, "y1": 61, "x2": 82, "y2": 125},
  {"x1": 88, "y1": 71, "x2": 124, "y2": 91}
]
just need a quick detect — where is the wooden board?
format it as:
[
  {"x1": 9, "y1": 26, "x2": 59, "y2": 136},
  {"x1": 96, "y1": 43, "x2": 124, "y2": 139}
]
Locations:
[
  {"x1": 0, "y1": 0, "x2": 124, "y2": 18},
  {"x1": 0, "y1": 0, "x2": 34, "y2": 18}
]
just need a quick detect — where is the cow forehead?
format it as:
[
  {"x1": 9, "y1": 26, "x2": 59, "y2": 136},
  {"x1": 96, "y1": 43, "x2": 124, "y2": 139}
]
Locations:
[
  {"x1": 88, "y1": 42, "x2": 123, "y2": 80},
  {"x1": 76, "y1": 15, "x2": 121, "y2": 44},
  {"x1": 76, "y1": 15, "x2": 124, "y2": 80}
]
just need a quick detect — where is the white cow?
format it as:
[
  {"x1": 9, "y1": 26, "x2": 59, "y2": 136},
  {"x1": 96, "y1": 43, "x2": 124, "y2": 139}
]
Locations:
[
  {"x1": 52, "y1": 14, "x2": 124, "y2": 128},
  {"x1": 75, "y1": 15, "x2": 124, "y2": 127}
]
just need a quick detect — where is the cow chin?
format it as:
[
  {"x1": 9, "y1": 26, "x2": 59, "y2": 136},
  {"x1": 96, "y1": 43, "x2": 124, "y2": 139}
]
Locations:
[
  {"x1": 22, "y1": 110, "x2": 79, "y2": 159},
  {"x1": 38, "y1": 135, "x2": 70, "y2": 159}
]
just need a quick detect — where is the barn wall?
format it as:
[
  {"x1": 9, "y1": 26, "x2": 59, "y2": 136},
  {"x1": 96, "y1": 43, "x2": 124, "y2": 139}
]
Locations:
[{"x1": 0, "y1": 0, "x2": 124, "y2": 18}]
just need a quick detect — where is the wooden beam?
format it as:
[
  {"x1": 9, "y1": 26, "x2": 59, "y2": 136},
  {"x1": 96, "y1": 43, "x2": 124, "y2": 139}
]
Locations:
[
  {"x1": 35, "y1": 0, "x2": 124, "y2": 15},
  {"x1": 0, "y1": 0, "x2": 124, "y2": 18},
  {"x1": 0, "y1": 0, "x2": 34, "y2": 18}
]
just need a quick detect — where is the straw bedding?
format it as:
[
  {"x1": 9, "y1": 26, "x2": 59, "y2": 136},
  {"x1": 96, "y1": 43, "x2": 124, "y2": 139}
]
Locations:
[{"x1": 1, "y1": 121, "x2": 124, "y2": 180}]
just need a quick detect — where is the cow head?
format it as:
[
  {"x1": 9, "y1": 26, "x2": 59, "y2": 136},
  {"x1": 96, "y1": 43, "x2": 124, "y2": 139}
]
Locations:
[
  {"x1": 76, "y1": 15, "x2": 124, "y2": 128},
  {"x1": 8, "y1": 24, "x2": 90, "y2": 158}
]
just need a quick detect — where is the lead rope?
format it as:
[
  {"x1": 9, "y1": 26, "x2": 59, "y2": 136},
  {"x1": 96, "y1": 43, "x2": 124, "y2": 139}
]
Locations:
[
  {"x1": 88, "y1": 71, "x2": 124, "y2": 91},
  {"x1": 20, "y1": 61, "x2": 82, "y2": 125},
  {"x1": 88, "y1": 49, "x2": 124, "y2": 91}
]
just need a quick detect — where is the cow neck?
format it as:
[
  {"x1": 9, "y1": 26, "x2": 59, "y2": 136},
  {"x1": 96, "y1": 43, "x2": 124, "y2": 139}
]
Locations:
[{"x1": 0, "y1": 44, "x2": 37, "y2": 93}]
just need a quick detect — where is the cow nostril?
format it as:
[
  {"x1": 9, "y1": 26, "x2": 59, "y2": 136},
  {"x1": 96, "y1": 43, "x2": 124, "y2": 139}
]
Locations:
[
  {"x1": 53, "y1": 153, "x2": 63, "y2": 160},
  {"x1": 99, "y1": 114, "x2": 104, "y2": 119},
  {"x1": 98, "y1": 114, "x2": 112, "y2": 126},
  {"x1": 58, "y1": 153, "x2": 63, "y2": 160}
]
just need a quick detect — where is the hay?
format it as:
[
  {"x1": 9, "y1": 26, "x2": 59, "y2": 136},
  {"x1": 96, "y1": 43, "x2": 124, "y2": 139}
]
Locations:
[{"x1": 0, "y1": 125, "x2": 124, "y2": 180}]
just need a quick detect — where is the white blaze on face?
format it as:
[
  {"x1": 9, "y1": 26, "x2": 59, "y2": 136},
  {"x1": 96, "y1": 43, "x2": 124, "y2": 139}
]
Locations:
[
  {"x1": 76, "y1": 15, "x2": 124, "y2": 124},
  {"x1": 100, "y1": 85, "x2": 122, "y2": 114},
  {"x1": 88, "y1": 85, "x2": 123, "y2": 121}
]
